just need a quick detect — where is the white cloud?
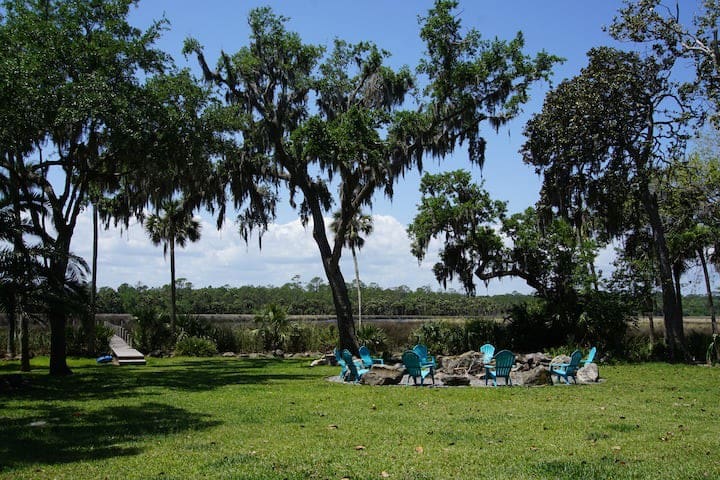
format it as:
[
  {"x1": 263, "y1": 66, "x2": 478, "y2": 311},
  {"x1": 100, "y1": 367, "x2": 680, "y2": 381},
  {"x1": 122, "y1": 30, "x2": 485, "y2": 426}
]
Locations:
[{"x1": 68, "y1": 209, "x2": 539, "y2": 294}]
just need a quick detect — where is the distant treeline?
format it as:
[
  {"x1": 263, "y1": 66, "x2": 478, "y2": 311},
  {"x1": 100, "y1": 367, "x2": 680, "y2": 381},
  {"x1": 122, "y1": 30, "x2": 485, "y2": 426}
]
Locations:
[{"x1": 95, "y1": 280, "x2": 717, "y2": 318}]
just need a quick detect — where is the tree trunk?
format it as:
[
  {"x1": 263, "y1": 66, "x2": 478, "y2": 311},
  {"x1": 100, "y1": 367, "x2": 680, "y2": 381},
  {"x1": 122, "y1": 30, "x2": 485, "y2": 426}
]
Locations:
[
  {"x1": 352, "y1": 247, "x2": 362, "y2": 330},
  {"x1": 309, "y1": 210, "x2": 358, "y2": 355},
  {"x1": 48, "y1": 247, "x2": 72, "y2": 376},
  {"x1": 639, "y1": 185, "x2": 686, "y2": 361},
  {"x1": 170, "y1": 237, "x2": 177, "y2": 333},
  {"x1": 48, "y1": 308, "x2": 71, "y2": 375},
  {"x1": 20, "y1": 310, "x2": 30, "y2": 372},
  {"x1": 673, "y1": 260, "x2": 684, "y2": 325},
  {"x1": 324, "y1": 259, "x2": 358, "y2": 355},
  {"x1": 85, "y1": 202, "x2": 99, "y2": 355},
  {"x1": 648, "y1": 312, "x2": 655, "y2": 344},
  {"x1": 698, "y1": 248, "x2": 717, "y2": 335},
  {"x1": 6, "y1": 298, "x2": 16, "y2": 358}
]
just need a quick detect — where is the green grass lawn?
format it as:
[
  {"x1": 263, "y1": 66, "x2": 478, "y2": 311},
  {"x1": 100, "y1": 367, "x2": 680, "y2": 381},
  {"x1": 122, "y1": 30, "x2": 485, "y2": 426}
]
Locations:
[{"x1": 1, "y1": 357, "x2": 719, "y2": 480}]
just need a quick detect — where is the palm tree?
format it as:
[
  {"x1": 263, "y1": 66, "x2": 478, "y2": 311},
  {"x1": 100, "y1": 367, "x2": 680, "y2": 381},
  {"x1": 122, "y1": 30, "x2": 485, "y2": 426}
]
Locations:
[
  {"x1": 330, "y1": 210, "x2": 373, "y2": 329},
  {"x1": 144, "y1": 200, "x2": 201, "y2": 332}
]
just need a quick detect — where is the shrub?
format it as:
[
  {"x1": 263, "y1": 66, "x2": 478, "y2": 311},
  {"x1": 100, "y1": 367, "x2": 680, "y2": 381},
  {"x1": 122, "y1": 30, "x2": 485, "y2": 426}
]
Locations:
[
  {"x1": 65, "y1": 323, "x2": 114, "y2": 356},
  {"x1": 131, "y1": 306, "x2": 173, "y2": 354},
  {"x1": 357, "y1": 324, "x2": 389, "y2": 353},
  {"x1": 464, "y1": 318, "x2": 505, "y2": 350},
  {"x1": 576, "y1": 291, "x2": 632, "y2": 357},
  {"x1": 234, "y1": 327, "x2": 263, "y2": 353},
  {"x1": 174, "y1": 336, "x2": 217, "y2": 357},
  {"x1": 410, "y1": 321, "x2": 446, "y2": 354},
  {"x1": 212, "y1": 325, "x2": 239, "y2": 353},
  {"x1": 409, "y1": 320, "x2": 472, "y2": 355},
  {"x1": 685, "y1": 331, "x2": 713, "y2": 362},
  {"x1": 505, "y1": 302, "x2": 558, "y2": 352},
  {"x1": 254, "y1": 304, "x2": 291, "y2": 351}
]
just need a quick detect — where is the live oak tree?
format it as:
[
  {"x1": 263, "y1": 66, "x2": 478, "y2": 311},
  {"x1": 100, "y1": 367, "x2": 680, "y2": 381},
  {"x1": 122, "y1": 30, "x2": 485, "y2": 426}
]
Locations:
[
  {"x1": 408, "y1": 170, "x2": 599, "y2": 302},
  {"x1": 522, "y1": 47, "x2": 693, "y2": 360},
  {"x1": 184, "y1": 0, "x2": 559, "y2": 353},
  {"x1": 0, "y1": 0, "x2": 209, "y2": 374}
]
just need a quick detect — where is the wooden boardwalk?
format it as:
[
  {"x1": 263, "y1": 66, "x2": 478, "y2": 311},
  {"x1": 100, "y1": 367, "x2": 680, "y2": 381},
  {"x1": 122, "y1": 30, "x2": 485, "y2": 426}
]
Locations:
[{"x1": 109, "y1": 335, "x2": 146, "y2": 365}]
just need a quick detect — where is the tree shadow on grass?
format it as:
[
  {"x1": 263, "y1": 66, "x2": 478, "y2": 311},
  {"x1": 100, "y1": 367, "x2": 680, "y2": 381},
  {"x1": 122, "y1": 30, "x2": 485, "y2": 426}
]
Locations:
[
  {"x1": 1, "y1": 357, "x2": 321, "y2": 403},
  {"x1": 0, "y1": 401, "x2": 219, "y2": 472},
  {"x1": 532, "y1": 457, "x2": 646, "y2": 479}
]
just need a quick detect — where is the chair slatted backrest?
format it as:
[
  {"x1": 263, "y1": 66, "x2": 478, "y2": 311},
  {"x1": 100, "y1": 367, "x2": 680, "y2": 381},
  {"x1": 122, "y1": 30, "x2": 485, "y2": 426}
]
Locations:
[
  {"x1": 334, "y1": 348, "x2": 345, "y2": 366},
  {"x1": 342, "y1": 349, "x2": 363, "y2": 382},
  {"x1": 334, "y1": 348, "x2": 348, "y2": 379},
  {"x1": 358, "y1": 345, "x2": 374, "y2": 368},
  {"x1": 412, "y1": 344, "x2": 435, "y2": 367},
  {"x1": 493, "y1": 349, "x2": 516, "y2": 377},
  {"x1": 402, "y1": 350, "x2": 424, "y2": 378},
  {"x1": 584, "y1": 346, "x2": 597, "y2": 365},
  {"x1": 412, "y1": 344, "x2": 429, "y2": 361},
  {"x1": 567, "y1": 350, "x2": 583, "y2": 375},
  {"x1": 480, "y1": 344, "x2": 495, "y2": 364}
]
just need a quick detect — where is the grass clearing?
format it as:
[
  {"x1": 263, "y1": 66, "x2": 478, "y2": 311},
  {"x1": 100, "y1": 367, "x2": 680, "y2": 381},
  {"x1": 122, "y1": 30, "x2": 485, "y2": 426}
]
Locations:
[{"x1": 1, "y1": 357, "x2": 719, "y2": 479}]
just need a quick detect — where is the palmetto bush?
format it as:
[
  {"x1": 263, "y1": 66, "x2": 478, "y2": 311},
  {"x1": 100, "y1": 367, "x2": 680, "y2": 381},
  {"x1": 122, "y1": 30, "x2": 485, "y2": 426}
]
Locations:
[
  {"x1": 357, "y1": 324, "x2": 389, "y2": 353},
  {"x1": 174, "y1": 335, "x2": 217, "y2": 357}
]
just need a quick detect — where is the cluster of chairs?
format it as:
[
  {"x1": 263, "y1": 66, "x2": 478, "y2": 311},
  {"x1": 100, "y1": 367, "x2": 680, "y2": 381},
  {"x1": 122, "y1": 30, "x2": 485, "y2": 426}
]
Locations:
[
  {"x1": 333, "y1": 346, "x2": 383, "y2": 383},
  {"x1": 335, "y1": 343, "x2": 597, "y2": 387}
]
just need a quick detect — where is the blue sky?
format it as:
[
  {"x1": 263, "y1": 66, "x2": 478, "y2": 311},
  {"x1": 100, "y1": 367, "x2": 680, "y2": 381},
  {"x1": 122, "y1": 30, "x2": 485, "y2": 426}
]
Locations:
[{"x1": 70, "y1": 0, "x2": 710, "y2": 294}]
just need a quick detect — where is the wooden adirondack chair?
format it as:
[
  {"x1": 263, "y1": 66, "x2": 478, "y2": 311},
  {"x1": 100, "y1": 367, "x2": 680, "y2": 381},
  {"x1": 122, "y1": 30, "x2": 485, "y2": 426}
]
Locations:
[
  {"x1": 402, "y1": 350, "x2": 435, "y2": 386},
  {"x1": 412, "y1": 344, "x2": 436, "y2": 369},
  {"x1": 359, "y1": 345, "x2": 384, "y2": 368},
  {"x1": 484, "y1": 349, "x2": 515, "y2": 386},
  {"x1": 550, "y1": 350, "x2": 583, "y2": 384},
  {"x1": 480, "y1": 343, "x2": 495, "y2": 364},
  {"x1": 342, "y1": 349, "x2": 369, "y2": 383}
]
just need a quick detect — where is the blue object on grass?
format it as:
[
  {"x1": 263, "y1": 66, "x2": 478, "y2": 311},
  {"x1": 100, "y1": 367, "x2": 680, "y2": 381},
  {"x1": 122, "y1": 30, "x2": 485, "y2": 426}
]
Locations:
[{"x1": 96, "y1": 355, "x2": 113, "y2": 364}]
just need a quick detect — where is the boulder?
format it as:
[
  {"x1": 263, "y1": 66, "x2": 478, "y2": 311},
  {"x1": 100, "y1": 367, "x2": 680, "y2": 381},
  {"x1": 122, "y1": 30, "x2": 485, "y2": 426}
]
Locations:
[
  {"x1": 360, "y1": 364, "x2": 405, "y2": 386},
  {"x1": 221, "y1": 351, "x2": 236, "y2": 357},
  {"x1": 438, "y1": 351, "x2": 482, "y2": 375},
  {"x1": 549, "y1": 354, "x2": 571, "y2": 366},
  {"x1": 438, "y1": 373, "x2": 471, "y2": 386},
  {"x1": 518, "y1": 352, "x2": 551, "y2": 367},
  {"x1": 576, "y1": 363, "x2": 599, "y2": 383},
  {"x1": 513, "y1": 366, "x2": 553, "y2": 386}
]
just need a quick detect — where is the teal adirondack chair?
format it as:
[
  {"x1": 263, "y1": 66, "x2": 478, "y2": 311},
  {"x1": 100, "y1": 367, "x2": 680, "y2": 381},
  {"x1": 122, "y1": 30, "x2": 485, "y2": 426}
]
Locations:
[
  {"x1": 412, "y1": 344, "x2": 436, "y2": 369},
  {"x1": 550, "y1": 350, "x2": 583, "y2": 384},
  {"x1": 485, "y1": 349, "x2": 515, "y2": 386},
  {"x1": 402, "y1": 350, "x2": 435, "y2": 385},
  {"x1": 359, "y1": 345, "x2": 384, "y2": 368},
  {"x1": 582, "y1": 346, "x2": 597, "y2": 366},
  {"x1": 334, "y1": 348, "x2": 349, "y2": 380},
  {"x1": 342, "y1": 349, "x2": 369, "y2": 383},
  {"x1": 480, "y1": 343, "x2": 495, "y2": 364}
]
